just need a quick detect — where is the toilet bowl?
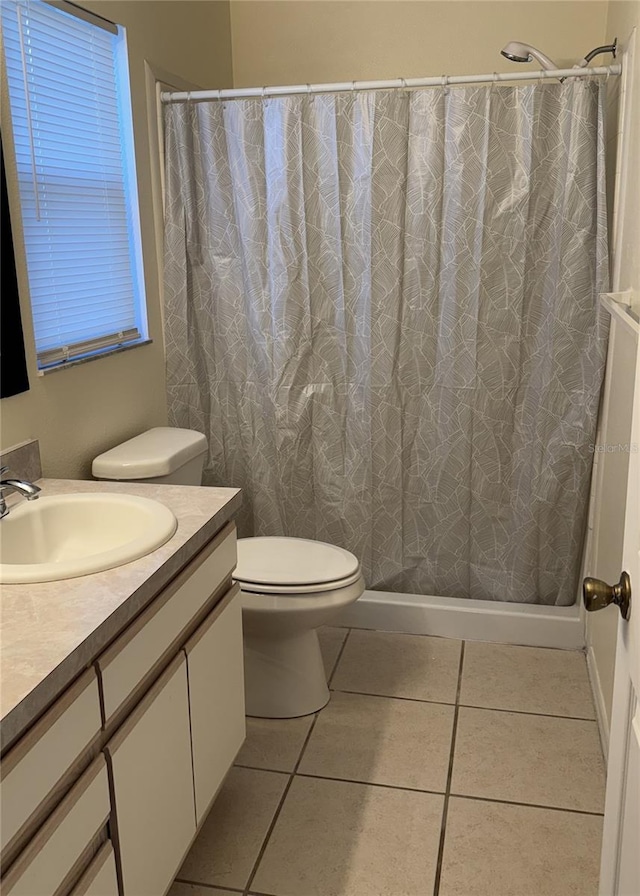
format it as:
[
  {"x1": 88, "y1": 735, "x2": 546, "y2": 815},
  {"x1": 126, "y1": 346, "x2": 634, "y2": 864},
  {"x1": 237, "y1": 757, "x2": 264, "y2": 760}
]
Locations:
[
  {"x1": 236, "y1": 536, "x2": 365, "y2": 718},
  {"x1": 93, "y1": 428, "x2": 364, "y2": 719}
]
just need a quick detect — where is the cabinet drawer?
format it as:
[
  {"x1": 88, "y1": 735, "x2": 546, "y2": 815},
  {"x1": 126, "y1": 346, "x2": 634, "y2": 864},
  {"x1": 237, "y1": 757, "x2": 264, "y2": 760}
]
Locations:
[
  {"x1": 184, "y1": 583, "x2": 245, "y2": 823},
  {"x1": 2, "y1": 756, "x2": 110, "y2": 896},
  {"x1": 70, "y1": 842, "x2": 118, "y2": 896},
  {"x1": 1, "y1": 669, "x2": 102, "y2": 866},
  {"x1": 105, "y1": 653, "x2": 196, "y2": 896},
  {"x1": 97, "y1": 522, "x2": 236, "y2": 724}
]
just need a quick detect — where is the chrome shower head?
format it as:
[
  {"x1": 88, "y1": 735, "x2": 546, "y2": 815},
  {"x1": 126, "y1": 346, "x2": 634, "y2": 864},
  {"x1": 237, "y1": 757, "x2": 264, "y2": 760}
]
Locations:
[{"x1": 500, "y1": 41, "x2": 560, "y2": 71}]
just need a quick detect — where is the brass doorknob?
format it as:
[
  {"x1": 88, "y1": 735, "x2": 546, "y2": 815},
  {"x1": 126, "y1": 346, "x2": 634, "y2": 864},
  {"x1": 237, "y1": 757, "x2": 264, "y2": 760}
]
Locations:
[{"x1": 583, "y1": 571, "x2": 631, "y2": 620}]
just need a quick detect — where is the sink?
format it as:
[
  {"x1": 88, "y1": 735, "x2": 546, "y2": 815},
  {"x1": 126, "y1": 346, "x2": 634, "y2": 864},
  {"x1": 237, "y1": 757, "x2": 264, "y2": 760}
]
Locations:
[{"x1": 0, "y1": 493, "x2": 177, "y2": 584}]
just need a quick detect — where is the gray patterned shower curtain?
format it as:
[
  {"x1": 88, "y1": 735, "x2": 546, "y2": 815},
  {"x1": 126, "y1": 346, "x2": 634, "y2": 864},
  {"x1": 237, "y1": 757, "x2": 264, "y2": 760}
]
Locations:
[{"x1": 163, "y1": 81, "x2": 609, "y2": 605}]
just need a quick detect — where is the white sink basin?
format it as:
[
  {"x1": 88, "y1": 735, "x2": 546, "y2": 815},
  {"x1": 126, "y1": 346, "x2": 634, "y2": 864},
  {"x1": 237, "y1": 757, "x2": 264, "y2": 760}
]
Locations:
[{"x1": 0, "y1": 493, "x2": 177, "y2": 584}]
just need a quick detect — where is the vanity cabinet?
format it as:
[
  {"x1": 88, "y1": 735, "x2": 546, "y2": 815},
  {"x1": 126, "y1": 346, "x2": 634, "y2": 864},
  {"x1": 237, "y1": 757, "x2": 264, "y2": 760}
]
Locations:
[{"x1": 0, "y1": 516, "x2": 246, "y2": 896}]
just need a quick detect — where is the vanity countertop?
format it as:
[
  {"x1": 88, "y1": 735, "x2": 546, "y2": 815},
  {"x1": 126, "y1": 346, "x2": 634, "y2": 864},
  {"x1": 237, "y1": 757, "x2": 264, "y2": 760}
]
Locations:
[{"x1": 0, "y1": 478, "x2": 241, "y2": 754}]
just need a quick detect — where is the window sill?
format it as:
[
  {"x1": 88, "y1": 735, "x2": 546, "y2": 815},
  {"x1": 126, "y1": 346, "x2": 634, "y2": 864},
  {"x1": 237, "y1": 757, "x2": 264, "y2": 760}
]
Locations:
[{"x1": 37, "y1": 339, "x2": 153, "y2": 376}]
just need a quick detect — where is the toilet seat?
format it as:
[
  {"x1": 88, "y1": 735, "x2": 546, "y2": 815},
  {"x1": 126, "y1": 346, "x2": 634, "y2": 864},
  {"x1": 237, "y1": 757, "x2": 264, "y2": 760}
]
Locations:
[
  {"x1": 236, "y1": 570, "x2": 362, "y2": 594},
  {"x1": 235, "y1": 536, "x2": 361, "y2": 594}
]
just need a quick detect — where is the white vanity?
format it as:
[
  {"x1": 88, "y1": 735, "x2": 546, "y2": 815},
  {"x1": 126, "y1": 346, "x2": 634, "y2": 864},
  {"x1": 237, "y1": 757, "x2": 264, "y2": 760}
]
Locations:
[{"x1": 0, "y1": 475, "x2": 245, "y2": 896}]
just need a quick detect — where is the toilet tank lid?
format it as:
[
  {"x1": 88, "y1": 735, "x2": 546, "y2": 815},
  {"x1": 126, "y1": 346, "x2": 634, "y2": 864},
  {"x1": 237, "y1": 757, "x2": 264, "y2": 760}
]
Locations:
[
  {"x1": 92, "y1": 427, "x2": 207, "y2": 480},
  {"x1": 235, "y1": 537, "x2": 360, "y2": 587}
]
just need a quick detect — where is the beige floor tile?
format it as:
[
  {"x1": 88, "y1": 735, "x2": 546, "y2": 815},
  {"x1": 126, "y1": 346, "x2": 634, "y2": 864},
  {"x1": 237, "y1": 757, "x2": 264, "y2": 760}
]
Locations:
[
  {"x1": 170, "y1": 885, "x2": 239, "y2": 896},
  {"x1": 331, "y1": 630, "x2": 461, "y2": 703},
  {"x1": 439, "y1": 797, "x2": 602, "y2": 896},
  {"x1": 252, "y1": 776, "x2": 444, "y2": 896},
  {"x1": 177, "y1": 767, "x2": 288, "y2": 890},
  {"x1": 460, "y1": 642, "x2": 596, "y2": 718},
  {"x1": 318, "y1": 626, "x2": 349, "y2": 679},
  {"x1": 235, "y1": 714, "x2": 315, "y2": 772},
  {"x1": 452, "y1": 707, "x2": 605, "y2": 812},
  {"x1": 298, "y1": 690, "x2": 454, "y2": 791}
]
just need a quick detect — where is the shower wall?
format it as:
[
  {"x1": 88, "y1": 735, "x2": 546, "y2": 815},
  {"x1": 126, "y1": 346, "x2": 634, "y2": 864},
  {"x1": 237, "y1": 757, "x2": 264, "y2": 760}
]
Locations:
[{"x1": 230, "y1": 1, "x2": 609, "y2": 87}]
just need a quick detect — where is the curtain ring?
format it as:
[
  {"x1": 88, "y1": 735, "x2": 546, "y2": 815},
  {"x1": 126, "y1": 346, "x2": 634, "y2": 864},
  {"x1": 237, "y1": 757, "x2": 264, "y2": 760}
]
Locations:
[
  {"x1": 262, "y1": 85, "x2": 268, "y2": 100},
  {"x1": 400, "y1": 77, "x2": 407, "y2": 91},
  {"x1": 307, "y1": 83, "x2": 313, "y2": 96},
  {"x1": 351, "y1": 80, "x2": 357, "y2": 93},
  {"x1": 441, "y1": 74, "x2": 449, "y2": 95}
]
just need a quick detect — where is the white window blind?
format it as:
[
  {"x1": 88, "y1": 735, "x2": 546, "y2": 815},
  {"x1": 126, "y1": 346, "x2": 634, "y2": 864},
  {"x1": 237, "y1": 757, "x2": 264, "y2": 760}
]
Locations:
[{"x1": 2, "y1": 0, "x2": 147, "y2": 368}]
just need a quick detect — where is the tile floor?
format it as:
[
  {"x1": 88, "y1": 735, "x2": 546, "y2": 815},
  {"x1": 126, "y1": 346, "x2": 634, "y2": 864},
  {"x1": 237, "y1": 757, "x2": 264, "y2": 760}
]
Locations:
[{"x1": 169, "y1": 627, "x2": 606, "y2": 896}]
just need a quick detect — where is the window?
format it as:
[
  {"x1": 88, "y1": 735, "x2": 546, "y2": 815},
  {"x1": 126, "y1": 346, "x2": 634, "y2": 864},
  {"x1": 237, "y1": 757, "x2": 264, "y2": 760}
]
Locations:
[{"x1": 2, "y1": 0, "x2": 147, "y2": 369}]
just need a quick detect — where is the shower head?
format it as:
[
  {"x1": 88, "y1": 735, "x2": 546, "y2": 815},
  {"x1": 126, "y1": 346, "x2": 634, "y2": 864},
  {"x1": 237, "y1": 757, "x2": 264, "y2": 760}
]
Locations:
[{"x1": 500, "y1": 41, "x2": 560, "y2": 71}]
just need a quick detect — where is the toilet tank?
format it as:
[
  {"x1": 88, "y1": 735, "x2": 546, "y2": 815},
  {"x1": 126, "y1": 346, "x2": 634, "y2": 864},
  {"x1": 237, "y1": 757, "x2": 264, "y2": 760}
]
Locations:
[{"x1": 92, "y1": 427, "x2": 208, "y2": 486}]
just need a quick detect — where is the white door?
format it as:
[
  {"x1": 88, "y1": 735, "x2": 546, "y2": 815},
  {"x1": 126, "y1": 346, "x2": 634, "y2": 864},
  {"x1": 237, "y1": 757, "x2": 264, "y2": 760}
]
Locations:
[
  {"x1": 595, "y1": 22, "x2": 640, "y2": 896},
  {"x1": 595, "y1": 296, "x2": 640, "y2": 896}
]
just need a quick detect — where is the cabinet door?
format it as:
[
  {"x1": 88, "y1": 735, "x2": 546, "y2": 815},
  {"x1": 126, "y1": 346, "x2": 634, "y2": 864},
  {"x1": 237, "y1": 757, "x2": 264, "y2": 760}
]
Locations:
[
  {"x1": 184, "y1": 584, "x2": 245, "y2": 823},
  {"x1": 105, "y1": 654, "x2": 195, "y2": 896}
]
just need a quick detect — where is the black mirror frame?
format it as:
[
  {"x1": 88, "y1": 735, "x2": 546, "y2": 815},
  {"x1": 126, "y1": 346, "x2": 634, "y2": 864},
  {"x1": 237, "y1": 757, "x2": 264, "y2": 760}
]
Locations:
[{"x1": 1, "y1": 135, "x2": 30, "y2": 399}]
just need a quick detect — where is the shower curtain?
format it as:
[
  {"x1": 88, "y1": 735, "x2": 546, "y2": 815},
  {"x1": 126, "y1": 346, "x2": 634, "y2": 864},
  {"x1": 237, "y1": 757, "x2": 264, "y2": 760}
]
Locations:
[{"x1": 163, "y1": 81, "x2": 609, "y2": 606}]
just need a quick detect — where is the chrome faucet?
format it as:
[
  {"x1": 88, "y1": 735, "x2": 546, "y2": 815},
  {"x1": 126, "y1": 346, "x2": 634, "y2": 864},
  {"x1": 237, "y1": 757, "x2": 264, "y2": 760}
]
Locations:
[{"x1": 0, "y1": 466, "x2": 41, "y2": 519}]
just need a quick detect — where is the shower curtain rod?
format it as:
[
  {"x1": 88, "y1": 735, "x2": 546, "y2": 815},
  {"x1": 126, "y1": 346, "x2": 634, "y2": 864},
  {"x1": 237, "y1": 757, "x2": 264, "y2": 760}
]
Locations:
[{"x1": 161, "y1": 63, "x2": 621, "y2": 103}]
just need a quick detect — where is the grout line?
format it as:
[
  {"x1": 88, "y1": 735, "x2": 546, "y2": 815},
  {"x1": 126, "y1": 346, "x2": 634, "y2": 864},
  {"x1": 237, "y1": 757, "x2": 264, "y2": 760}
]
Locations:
[
  {"x1": 330, "y1": 687, "x2": 457, "y2": 707},
  {"x1": 241, "y1": 629, "x2": 346, "y2": 896},
  {"x1": 294, "y1": 771, "x2": 446, "y2": 796},
  {"x1": 432, "y1": 641, "x2": 465, "y2": 896},
  {"x1": 326, "y1": 627, "x2": 352, "y2": 687},
  {"x1": 341, "y1": 626, "x2": 586, "y2": 655},
  {"x1": 229, "y1": 767, "x2": 605, "y2": 817},
  {"x1": 175, "y1": 880, "x2": 244, "y2": 892},
  {"x1": 447, "y1": 792, "x2": 606, "y2": 817},
  {"x1": 329, "y1": 687, "x2": 596, "y2": 723},
  {"x1": 242, "y1": 773, "x2": 296, "y2": 896},
  {"x1": 293, "y1": 713, "x2": 321, "y2": 774},
  {"x1": 343, "y1": 626, "x2": 466, "y2": 644},
  {"x1": 454, "y1": 642, "x2": 465, "y2": 705},
  {"x1": 235, "y1": 762, "x2": 296, "y2": 773},
  {"x1": 457, "y1": 705, "x2": 598, "y2": 722}
]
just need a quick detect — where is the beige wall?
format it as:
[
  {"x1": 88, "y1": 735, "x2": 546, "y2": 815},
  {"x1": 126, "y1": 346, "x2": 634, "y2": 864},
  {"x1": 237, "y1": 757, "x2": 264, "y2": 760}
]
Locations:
[
  {"x1": 586, "y1": 0, "x2": 640, "y2": 737},
  {"x1": 1, "y1": 0, "x2": 613, "y2": 481},
  {"x1": 230, "y1": 1, "x2": 609, "y2": 86},
  {"x1": 0, "y1": 1, "x2": 233, "y2": 478}
]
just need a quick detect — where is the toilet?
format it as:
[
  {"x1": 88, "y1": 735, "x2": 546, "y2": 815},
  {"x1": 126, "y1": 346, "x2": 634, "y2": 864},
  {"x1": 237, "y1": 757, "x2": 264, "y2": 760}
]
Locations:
[
  {"x1": 236, "y1": 536, "x2": 364, "y2": 718},
  {"x1": 92, "y1": 427, "x2": 364, "y2": 719}
]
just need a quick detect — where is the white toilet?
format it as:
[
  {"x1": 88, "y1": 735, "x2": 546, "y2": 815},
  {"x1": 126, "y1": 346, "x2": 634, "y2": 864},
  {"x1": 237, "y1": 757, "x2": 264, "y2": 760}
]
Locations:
[
  {"x1": 236, "y1": 536, "x2": 364, "y2": 718},
  {"x1": 92, "y1": 427, "x2": 364, "y2": 719}
]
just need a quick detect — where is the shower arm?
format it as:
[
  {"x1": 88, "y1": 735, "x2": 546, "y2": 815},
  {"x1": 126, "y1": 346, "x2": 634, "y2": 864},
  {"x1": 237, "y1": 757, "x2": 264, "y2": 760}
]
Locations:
[{"x1": 576, "y1": 39, "x2": 617, "y2": 67}]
